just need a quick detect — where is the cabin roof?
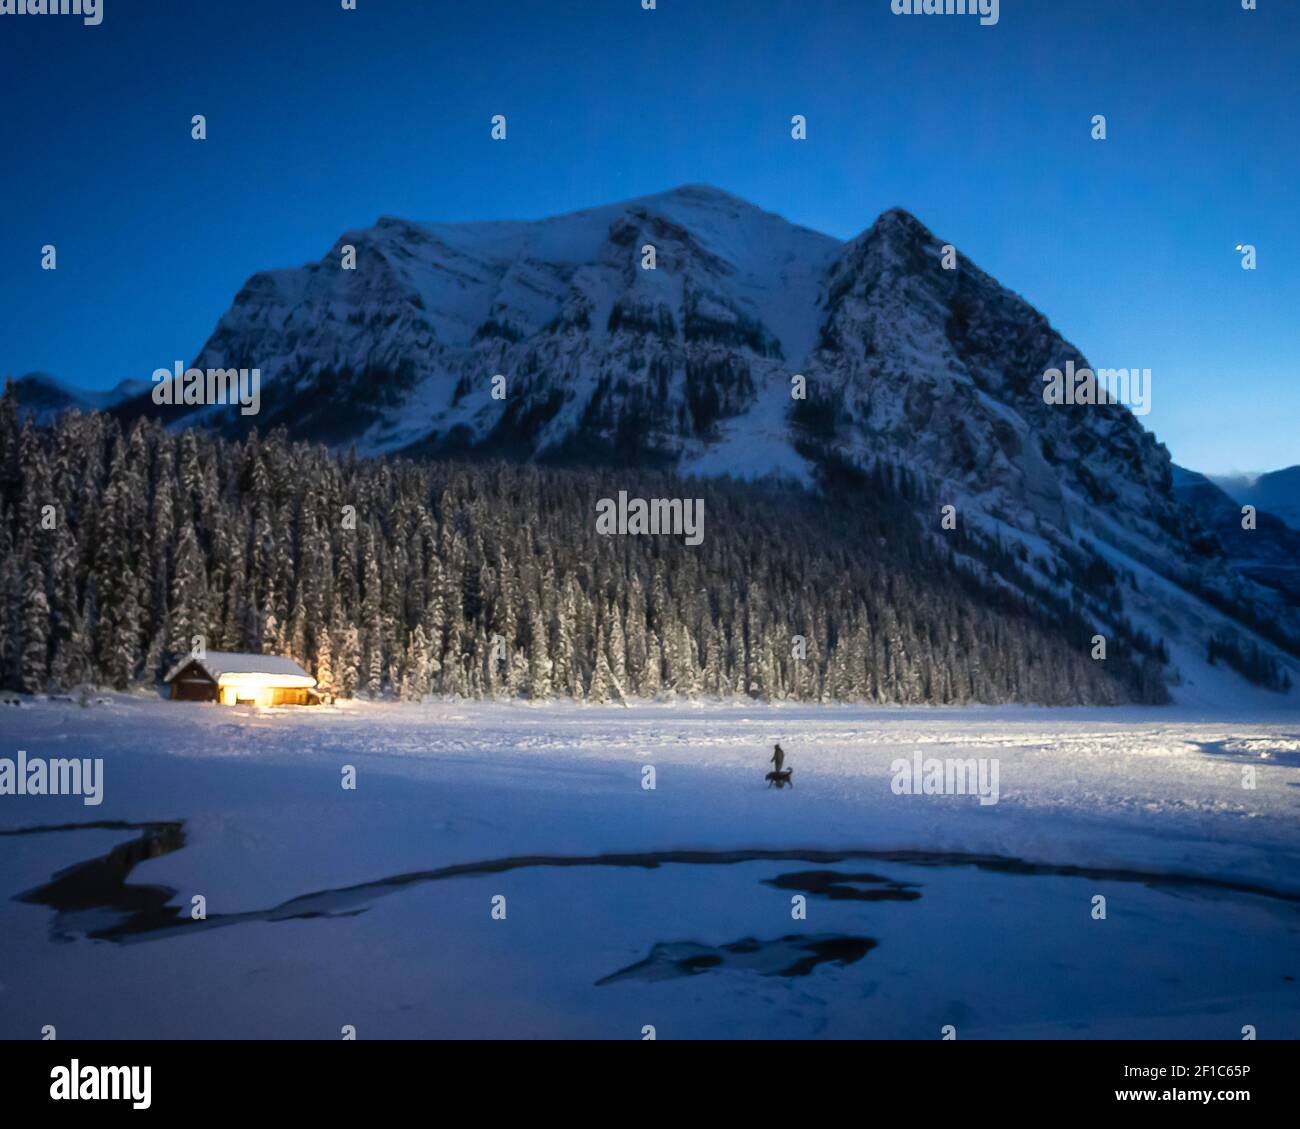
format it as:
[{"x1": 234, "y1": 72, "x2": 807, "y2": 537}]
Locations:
[{"x1": 164, "y1": 651, "x2": 316, "y2": 687}]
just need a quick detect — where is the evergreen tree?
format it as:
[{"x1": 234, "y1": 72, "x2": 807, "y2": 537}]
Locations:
[{"x1": 20, "y1": 555, "x2": 50, "y2": 693}]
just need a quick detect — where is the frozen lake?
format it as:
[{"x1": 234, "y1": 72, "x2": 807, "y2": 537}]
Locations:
[{"x1": 2, "y1": 697, "x2": 1299, "y2": 1038}]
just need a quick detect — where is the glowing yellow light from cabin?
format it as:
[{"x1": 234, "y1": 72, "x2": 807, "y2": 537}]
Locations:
[{"x1": 216, "y1": 672, "x2": 315, "y2": 707}]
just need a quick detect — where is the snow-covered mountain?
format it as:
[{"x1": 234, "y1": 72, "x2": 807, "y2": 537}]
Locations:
[
  {"x1": 105, "y1": 184, "x2": 1297, "y2": 702},
  {"x1": 121, "y1": 185, "x2": 1173, "y2": 518}
]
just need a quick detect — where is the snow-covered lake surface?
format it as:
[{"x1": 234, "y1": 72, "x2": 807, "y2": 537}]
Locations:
[{"x1": 2, "y1": 696, "x2": 1298, "y2": 1039}]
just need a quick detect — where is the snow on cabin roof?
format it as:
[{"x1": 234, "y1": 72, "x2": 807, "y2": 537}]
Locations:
[{"x1": 164, "y1": 651, "x2": 315, "y2": 686}]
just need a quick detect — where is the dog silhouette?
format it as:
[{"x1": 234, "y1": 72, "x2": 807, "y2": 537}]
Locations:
[{"x1": 765, "y1": 768, "x2": 793, "y2": 789}]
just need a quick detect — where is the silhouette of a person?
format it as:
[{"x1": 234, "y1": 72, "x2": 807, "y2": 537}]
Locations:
[{"x1": 771, "y1": 743, "x2": 785, "y2": 773}]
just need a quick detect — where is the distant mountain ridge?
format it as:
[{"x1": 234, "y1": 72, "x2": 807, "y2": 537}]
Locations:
[
  {"x1": 1209, "y1": 467, "x2": 1300, "y2": 533},
  {"x1": 8, "y1": 372, "x2": 145, "y2": 425},
  {"x1": 1172, "y1": 465, "x2": 1300, "y2": 624}
]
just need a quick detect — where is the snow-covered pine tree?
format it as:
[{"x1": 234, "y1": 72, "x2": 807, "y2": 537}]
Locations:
[{"x1": 20, "y1": 554, "x2": 50, "y2": 693}]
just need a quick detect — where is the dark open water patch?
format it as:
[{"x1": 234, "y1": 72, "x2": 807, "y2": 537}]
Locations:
[
  {"x1": 762, "y1": 869, "x2": 921, "y2": 903},
  {"x1": 596, "y1": 934, "x2": 877, "y2": 985},
  {"x1": 6, "y1": 819, "x2": 1300, "y2": 954},
  {"x1": 6, "y1": 820, "x2": 187, "y2": 942}
]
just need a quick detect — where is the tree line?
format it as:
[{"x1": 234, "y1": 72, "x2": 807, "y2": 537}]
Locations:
[{"x1": 0, "y1": 385, "x2": 1169, "y2": 705}]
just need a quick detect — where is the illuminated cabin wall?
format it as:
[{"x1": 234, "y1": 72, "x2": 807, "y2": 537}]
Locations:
[
  {"x1": 218, "y1": 683, "x2": 313, "y2": 707},
  {"x1": 167, "y1": 662, "x2": 315, "y2": 706}
]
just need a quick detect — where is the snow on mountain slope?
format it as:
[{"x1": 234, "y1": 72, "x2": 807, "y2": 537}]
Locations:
[
  {"x1": 107, "y1": 185, "x2": 1300, "y2": 702},
  {"x1": 160, "y1": 184, "x2": 840, "y2": 461}
]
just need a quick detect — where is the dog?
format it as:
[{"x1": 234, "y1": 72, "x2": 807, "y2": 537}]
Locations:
[{"x1": 765, "y1": 768, "x2": 793, "y2": 789}]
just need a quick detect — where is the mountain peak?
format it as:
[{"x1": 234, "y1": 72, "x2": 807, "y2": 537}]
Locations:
[
  {"x1": 656, "y1": 183, "x2": 747, "y2": 204},
  {"x1": 866, "y1": 206, "x2": 935, "y2": 244}
]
